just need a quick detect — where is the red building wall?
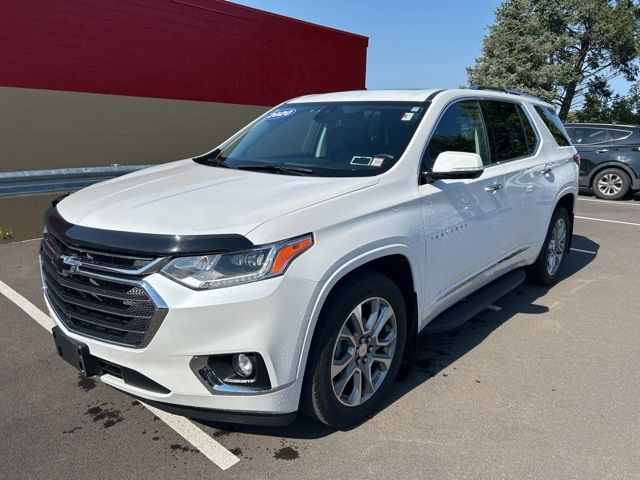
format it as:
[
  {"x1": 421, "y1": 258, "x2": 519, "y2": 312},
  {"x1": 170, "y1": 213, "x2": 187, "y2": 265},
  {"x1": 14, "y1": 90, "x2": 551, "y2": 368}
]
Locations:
[{"x1": 0, "y1": 0, "x2": 368, "y2": 106}]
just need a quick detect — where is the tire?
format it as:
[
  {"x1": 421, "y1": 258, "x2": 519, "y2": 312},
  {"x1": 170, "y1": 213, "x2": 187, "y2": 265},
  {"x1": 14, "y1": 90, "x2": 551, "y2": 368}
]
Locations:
[
  {"x1": 591, "y1": 168, "x2": 631, "y2": 200},
  {"x1": 527, "y1": 207, "x2": 570, "y2": 286},
  {"x1": 301, "y1": 271, "x2": 407, "y2": 428}
]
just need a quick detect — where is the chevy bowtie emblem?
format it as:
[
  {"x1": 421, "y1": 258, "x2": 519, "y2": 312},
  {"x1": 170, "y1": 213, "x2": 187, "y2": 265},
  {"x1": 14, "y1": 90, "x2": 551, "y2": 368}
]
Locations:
[{"x1": 60, "y1": 255, "x2": 82, "y2": 275}]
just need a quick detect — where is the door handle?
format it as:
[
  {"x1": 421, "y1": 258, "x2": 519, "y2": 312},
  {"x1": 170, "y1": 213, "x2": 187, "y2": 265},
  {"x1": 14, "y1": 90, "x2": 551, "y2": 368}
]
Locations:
[
  {"x1": 596, "y1": 149, "x2": 609, "y2": 153},
  {"x1": 540, "y1": 165, "x2": 554, "y2": 176},
  {"x1": 485, "y1": 183, "x2": 503, "y2": 194}
]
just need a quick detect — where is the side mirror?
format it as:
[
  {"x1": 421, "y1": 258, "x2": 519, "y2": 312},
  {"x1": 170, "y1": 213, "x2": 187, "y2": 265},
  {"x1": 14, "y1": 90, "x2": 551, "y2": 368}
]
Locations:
[{"x1": 421, "y1": 151, "x2": 484, "y2": 183}]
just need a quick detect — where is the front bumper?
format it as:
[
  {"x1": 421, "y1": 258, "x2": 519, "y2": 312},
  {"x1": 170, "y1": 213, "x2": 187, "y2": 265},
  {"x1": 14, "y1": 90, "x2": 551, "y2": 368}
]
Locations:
[
  {"x1": 128, "y1": 394, "x2": 298, "y2": 426},
  {"x1": 45, "y1": 271, "x2": 320, "y2": 417}
]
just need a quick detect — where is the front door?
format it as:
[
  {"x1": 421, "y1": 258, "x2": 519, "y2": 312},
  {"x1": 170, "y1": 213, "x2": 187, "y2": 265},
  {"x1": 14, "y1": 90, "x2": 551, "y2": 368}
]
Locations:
[{"x1": 419, "y1": 99, "x2": 507, "y2": 312}]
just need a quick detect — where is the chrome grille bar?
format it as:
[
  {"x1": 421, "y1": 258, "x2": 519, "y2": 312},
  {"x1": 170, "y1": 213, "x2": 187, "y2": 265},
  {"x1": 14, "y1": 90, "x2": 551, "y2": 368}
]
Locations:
[
  {"x1": 42, "y1": 229, "x2": 167, "y2": 276},
  {"x1": 40, "y1": 235, "x2": 167, "y2": 348}
]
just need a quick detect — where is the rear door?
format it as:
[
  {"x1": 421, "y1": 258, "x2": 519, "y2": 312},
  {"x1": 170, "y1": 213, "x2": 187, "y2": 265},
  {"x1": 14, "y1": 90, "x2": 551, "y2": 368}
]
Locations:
[
  {"x1": 568, "y1": 126, "x2": 615, "y2": 183},
  {"x1": 479, "y1": 99, "x2": 543, "y2": 252},
  {"x1": 609, "y1": 128, "x2": 640, "y2": 186}
]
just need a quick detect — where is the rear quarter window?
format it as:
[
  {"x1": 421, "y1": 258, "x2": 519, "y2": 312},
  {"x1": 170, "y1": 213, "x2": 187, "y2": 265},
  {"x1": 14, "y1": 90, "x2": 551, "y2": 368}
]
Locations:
[
  {"x1": 609, "y1": 129, "x2": 633, "y2": 143},
  {"x1": 534, "y1": 106, "x2": 572, "y2": 146}
]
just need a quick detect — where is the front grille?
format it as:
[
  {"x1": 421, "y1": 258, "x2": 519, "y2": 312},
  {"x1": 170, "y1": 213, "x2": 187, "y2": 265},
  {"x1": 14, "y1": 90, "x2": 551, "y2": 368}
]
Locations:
[
  {"x1": 42, "y1": 232, "x2": 159, "y2": 273},
  {"x1": 40, "y1": 233, "x2": 166, "y2": 348}
]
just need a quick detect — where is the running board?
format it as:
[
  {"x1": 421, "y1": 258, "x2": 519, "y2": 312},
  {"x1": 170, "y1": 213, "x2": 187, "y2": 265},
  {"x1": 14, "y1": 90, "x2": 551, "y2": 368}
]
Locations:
[{"x1": 421, "y1": 268, "x2": 526, "y2": 334}]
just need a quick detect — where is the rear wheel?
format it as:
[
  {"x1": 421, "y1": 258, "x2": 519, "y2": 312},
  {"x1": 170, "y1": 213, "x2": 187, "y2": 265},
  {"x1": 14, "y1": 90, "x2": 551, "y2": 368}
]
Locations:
[
  {"x1": 301, "y1": 272, "x2": 407, "y2": 428},
  {"x1": 527, "y1": 207, "x2": 570, "y2": 286},
  {"x1": 592, "y1": 168, "x2": 630, "y2": 200}
]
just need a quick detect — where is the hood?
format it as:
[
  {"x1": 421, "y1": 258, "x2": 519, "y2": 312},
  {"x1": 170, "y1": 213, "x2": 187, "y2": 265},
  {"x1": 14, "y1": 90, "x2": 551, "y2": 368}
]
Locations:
[{"x1": 56, "y1": 160, "x2": 378, "y2": 236}]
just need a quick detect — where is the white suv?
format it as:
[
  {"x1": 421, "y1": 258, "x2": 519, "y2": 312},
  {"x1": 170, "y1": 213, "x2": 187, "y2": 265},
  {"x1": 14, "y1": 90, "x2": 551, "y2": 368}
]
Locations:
[{"x1": 42, "y1": 88, "x2": 579, "y2": 428}]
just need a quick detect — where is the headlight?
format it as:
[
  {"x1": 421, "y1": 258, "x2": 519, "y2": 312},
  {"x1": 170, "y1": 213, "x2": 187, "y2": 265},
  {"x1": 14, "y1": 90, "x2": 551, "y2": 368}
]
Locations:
[{"x1": 161, "y1": 234, "x2": 313, "y2": 289}]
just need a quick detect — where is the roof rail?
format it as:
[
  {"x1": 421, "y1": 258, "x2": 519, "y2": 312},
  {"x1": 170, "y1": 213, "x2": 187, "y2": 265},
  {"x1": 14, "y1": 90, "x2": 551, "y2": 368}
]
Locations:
[{"x1": 468, "y1": 85, "x2": 545, "y2": 102}]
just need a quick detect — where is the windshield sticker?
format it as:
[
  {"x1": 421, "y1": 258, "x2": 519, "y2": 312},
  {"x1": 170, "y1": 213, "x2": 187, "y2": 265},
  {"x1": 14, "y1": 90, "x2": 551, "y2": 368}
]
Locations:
[
  {"x1": 351, "y1": 156, "x2": 373, "y2": 166},
  {"x1": 401, "y1": 112, "x2": 415, "y2": 121},
  {"x1": 266, "y1": 108, "x2": 296, "y2": 120},
  {"x1": 410, "y1": 106, "x2": 420, "y2": 112},
  {"x1": 371, "y1": 156, "x2": 385, "y2": 167}
]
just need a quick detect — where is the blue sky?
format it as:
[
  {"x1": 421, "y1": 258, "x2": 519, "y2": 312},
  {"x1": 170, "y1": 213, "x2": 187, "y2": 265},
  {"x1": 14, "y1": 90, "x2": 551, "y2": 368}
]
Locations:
[{"x1": 233, "y1": 0, "x2": 630, "y2": 95}]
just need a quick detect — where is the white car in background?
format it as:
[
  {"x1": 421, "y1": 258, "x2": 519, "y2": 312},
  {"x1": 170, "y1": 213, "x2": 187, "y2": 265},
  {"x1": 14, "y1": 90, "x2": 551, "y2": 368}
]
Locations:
[{"x1": 42, "y1": 87, "x2": 579, "y2": 428}]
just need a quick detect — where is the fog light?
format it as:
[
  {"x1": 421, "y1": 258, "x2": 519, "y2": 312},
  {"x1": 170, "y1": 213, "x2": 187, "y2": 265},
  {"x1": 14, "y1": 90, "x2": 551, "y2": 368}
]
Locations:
[{"x1": 232, "y1": 353, "x2": 254, "y2": 378}]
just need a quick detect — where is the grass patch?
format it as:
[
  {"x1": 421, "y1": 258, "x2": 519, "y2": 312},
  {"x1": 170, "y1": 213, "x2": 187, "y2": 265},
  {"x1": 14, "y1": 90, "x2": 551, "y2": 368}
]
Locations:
[{"x1": 0, "y1": 225, "x2": 15, "y2": 242}]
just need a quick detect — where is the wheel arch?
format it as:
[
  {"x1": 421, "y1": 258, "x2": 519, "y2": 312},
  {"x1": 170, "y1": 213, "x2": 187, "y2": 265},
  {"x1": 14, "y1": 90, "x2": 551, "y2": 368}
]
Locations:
[
  {"x1": 295, "y1": 246, "x2": 420, "y2": 380},
  {"x1": 587, "y1": 161, "x2": 635, "y2": 186},
  {"x1": 555, "y1": 191, "x2": 576, "y2": 253}
]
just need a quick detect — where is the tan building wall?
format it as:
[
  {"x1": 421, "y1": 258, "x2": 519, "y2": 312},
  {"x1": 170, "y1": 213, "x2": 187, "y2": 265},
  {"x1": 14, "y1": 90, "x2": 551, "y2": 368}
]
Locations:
[
  {"x1": 0, "y1": 193, "x2": 60, "y2": 242},
  {"x1": 0, "y1": 87, "x2": 268, "y2": 172}
]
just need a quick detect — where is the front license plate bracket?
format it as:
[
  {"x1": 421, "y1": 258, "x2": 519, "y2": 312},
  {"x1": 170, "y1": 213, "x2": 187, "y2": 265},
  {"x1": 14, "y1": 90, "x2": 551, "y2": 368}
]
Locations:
[{"x1": 52, "y1": 326, "x2": 102, "y2": 377}]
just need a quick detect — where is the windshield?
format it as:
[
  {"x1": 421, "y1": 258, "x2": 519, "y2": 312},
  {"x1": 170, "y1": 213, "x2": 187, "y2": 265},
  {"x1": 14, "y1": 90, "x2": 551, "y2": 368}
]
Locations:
[{"x1": 210, "y1": 102, "x2": 428, "y2": 177}]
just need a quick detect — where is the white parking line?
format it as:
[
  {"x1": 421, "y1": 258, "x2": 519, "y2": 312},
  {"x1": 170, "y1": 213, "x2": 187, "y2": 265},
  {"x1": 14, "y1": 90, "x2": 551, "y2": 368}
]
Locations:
[
  {"x1": 578, "y1": 197, "x2": 640, "y2": 207},
  {"x1": 0, "y1": 278, "x2": 239, "y2": 471},
  {"x1": 570, "y1": 248, "x2": 597, "y2": 255},
  {"x1": 575, "y1": 215, "x2": 640, "y2": 227},
  {"x1": 14, "y1": 237, "x2": 43, "y2": 243},
  {"x1": 0, "y1": 278, "x2": 55, "y2": 331},
  {"x1": 144, "y1": 404, "x2": 239, "y2": 470}
]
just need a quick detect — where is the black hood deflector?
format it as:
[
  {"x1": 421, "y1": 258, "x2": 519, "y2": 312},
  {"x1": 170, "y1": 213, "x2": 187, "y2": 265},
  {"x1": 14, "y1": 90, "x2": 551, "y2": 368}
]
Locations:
[{"x1": 44, "y1": 205, "x2": 254, "y2": 256}]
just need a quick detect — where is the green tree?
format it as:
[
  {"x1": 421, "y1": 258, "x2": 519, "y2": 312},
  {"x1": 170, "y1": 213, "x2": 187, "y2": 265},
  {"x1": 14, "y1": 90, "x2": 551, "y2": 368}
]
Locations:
[
  {"x1": 468, "y1": 0, "x2": 640, "y2": 120},
  {"x1": 610, "y1": 83, "x2": 640, "y2": 123},
  {"x1": 568, "y1": 82, "x2": 640, "y2": 122}
]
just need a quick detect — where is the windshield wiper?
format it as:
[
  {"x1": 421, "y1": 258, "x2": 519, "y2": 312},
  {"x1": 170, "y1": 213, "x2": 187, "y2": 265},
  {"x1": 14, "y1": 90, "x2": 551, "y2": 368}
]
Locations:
[
  {"x1": 235, "y1": 164, "x2": 314, "y2": 176},
  {"x1": 193, "y1": 149, "x2": 234, "y2": 168}
]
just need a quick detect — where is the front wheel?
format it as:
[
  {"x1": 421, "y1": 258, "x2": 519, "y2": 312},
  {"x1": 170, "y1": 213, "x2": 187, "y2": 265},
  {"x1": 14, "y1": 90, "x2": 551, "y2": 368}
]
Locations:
[
  {"x1": 527, "y1": 207, "x2": 570, "y2": 286},
  {"x1": 301, "y1": 272, "x2": 407, "y2": 428}
]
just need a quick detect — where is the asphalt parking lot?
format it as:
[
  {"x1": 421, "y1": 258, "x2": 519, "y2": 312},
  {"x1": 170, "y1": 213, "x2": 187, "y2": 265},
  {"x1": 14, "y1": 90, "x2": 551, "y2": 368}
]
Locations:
[{"x1": 1, "y1": 193, "x2": 639, "y2": 480}]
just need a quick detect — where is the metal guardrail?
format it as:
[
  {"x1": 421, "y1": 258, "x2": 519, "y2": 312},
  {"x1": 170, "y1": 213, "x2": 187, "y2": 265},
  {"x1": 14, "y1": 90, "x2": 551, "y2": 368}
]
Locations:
[{"x1": 0, "y1": 164, "x2": 153, "y2": 196}]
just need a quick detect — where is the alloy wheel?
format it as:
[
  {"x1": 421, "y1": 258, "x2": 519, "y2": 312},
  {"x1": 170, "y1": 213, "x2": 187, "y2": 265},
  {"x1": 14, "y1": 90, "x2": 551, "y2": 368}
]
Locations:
[
  {"x1": 597, "y1": 173, "x2": 623, "y2": 197},
  {"x1": 331, "y1": 297, "x2": 397, "y2": 407},
  {"x1": 546, "y1": 218, "x2": 566, "y2": 276}
]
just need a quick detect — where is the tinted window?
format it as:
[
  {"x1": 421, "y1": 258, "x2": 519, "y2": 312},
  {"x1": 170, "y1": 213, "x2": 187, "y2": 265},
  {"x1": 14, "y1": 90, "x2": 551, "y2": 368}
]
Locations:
[
  {"x1": 217, "y1": 102, "x2": 427, "y2": 177},
  {"x1": 569, "y1": 127, "x2": 612, "y2": 145},
  {"x1": 609, "y1": 129, "x2": 633, "y2": 142},
  {"x1": 423, "y1": 100, "x2": 490, "y2": 169},
  {"x1": 481, "y1": 100, "x2": 534, "y2": 162},
  {"x1": 520, "y1": 108, "x2": 539, "y2": 155},
  {"x1": 534, "y1": 106, "x2": 571, "y2": 146}
]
